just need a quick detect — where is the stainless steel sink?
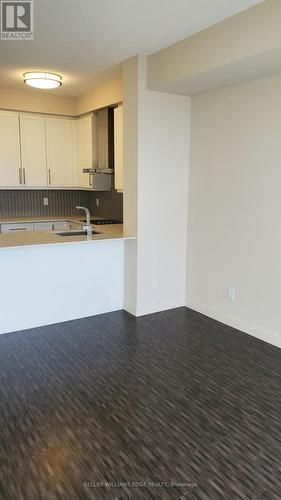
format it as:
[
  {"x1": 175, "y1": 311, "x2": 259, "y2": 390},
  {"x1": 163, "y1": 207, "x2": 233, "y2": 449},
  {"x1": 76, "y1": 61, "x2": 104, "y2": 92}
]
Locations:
[{"x1": 57, "y1": 231, "x2": 100, "y2": 237}]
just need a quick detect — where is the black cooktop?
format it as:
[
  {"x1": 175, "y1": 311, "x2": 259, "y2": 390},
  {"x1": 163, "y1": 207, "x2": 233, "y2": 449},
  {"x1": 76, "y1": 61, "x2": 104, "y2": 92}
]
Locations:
[{"x1": 82, "y1": 218, "x2": 122, "y2": 225}]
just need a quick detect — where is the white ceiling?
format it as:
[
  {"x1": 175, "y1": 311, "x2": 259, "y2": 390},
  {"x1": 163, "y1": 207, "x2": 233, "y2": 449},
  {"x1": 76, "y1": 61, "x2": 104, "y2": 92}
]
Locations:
[{"x1": 0, "y1": 0, "x2": 263, "y2": 97}]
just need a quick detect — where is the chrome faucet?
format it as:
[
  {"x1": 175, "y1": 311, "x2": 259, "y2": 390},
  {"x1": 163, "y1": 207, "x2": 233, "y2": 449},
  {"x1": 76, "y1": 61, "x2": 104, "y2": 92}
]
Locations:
[{"x1": 76, "y1": 206, "x2": 92, "y2": 236}]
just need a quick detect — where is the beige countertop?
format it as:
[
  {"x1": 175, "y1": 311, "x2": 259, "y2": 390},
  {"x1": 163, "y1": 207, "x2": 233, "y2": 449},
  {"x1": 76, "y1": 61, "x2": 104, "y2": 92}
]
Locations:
[{"x1": 0, "y1": 216, "x2": 134, "y2": 249}]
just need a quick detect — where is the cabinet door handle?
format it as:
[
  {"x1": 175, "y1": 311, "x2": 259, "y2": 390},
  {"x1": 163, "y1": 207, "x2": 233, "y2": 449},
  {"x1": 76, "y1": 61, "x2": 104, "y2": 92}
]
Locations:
[
  {"x1": 89, "y1": 173, "x2": 93, "y2": 187},
  {"x1": 48, "y1": 169, "x2": 51, "y2": 185},
  {"x1": 19, "y1": 168, "x2": 22, "y2": 184},
  {"x1": 9, "y1": 228, "x2": 27, "y2": 231},
  {"x1": 23, "y1": 168, "x2": 26, "y2": 185}
]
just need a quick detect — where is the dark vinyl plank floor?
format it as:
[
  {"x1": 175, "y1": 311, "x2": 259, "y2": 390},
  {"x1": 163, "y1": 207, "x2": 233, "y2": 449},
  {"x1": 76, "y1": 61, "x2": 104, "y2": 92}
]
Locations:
[{"x1": 0, "y1": 307, "x2": 281, "y2": 499}]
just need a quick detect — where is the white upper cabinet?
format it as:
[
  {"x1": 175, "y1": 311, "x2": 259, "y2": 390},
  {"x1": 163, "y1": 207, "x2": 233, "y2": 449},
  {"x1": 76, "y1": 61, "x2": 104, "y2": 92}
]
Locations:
[
  {"x1": 20, "y1": 114, "x2": 47, "y2": 187},
  {"x1": 0, "y1": 110, "x2": 102, "y2": 189},
  {"x1": 0, "y1": 111, "x2": 21, "y2": 187},
  {"x1": 45, "y1": 117, "x2": 76, "y2": 187},
  {"x1": 114, "y1": 105, "x2": 123, "y2": 192},
  {"x1": 76, "y1": 113, "x2": 97, "y2": 188}
]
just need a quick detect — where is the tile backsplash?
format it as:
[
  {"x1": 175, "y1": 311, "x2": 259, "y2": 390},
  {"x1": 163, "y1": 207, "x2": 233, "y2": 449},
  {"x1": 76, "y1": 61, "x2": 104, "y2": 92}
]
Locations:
[
  {"x1": 0, "y1": 190, "x2": 89, "y2": 217},
  {"x1": 89, "y1": 190, "x2": 123, "y2": 221},
  {"x1": 0, "y1": 189, "x2": 123, "y2": 220}
]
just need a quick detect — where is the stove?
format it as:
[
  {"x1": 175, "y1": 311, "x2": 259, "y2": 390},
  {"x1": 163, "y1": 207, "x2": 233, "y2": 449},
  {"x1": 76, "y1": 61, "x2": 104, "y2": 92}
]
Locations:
[{"x1": 82, "y1": 218, "x2": 122, "y2": 225}]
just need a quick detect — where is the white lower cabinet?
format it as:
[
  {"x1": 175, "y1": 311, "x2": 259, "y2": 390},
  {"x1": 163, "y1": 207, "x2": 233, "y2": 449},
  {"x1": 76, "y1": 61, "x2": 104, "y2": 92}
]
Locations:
[
  {"x1": 69, "y1": 222, "x2": 82, "y2": 230},
  {"x1": 53, "y1": 221, "x2": 71, "y2": 231},
  {"x1": 1, "y1": 223, "x2": 33, "y2": 233},
  {"x1": 33, "y1": 222, "x2": 54, "y2": 232},
  {"x1": 1, "y1": 220, "x2": 82, "y2": 233},
  {"x1": 53, "y1": 221, "x2": 81, "y2": 231}
]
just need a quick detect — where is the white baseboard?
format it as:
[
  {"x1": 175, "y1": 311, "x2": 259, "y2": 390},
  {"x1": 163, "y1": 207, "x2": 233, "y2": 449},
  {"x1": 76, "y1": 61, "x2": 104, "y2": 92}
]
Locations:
[
  {"x1": 123, "y1": 301, "x2": 138, "y2": 316},
  {"x1": 137, "y1": 301, "x2": 185, "y2": 317},
  {"x1": 124, "y1": 300, "x2": 185, "y2": 317},
  {"x1": 187, "y1": 300, "x2": 281, "y2": 349}
]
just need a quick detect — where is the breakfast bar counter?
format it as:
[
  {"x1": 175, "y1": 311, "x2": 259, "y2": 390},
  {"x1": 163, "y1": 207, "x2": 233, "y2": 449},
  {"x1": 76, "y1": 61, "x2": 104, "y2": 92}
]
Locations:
[
  {"x1": 0, "y1": 223, "x2": 127, "y2": 249},
  {"x1": 0, "y1": 216, "x2": 133, "y2": 249}
]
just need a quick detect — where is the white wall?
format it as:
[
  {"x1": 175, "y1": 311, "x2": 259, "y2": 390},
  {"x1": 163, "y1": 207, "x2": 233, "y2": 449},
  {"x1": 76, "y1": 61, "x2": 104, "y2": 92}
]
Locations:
[
  {"x1": 137, "y1": 61, "x2": 190, "y2": 315},
  {"x1": 0, "y1": 88, "x2": 76, "y2": 115},
  {"x1": 148, "y1": 0, "x2": 280, "y2": 94},
  {"x1": 0, "y1": 79, "x2": 122, "y2": 117},
  {"x1": 0, "y1": 240, "x2": 124, "y2": 334},
  {"x1": 187, "y1": 72, "x2": 281, "y2": 348},
  {"x1": 75, "y1": 78, "x2": 122, "y2": 115},
  {"x1": 123, "y1": 56, "x2": 190, "y2": 316}
]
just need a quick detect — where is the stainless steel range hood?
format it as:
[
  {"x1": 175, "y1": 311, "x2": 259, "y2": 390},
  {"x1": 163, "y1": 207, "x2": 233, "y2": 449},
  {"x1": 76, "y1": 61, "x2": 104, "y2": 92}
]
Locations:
[
  {"x1": 83, "y1": 168, "x2": 114, "y2": 190},
  {"x1": 85, "y1": 107, "x2": 114, "y2": 191}
]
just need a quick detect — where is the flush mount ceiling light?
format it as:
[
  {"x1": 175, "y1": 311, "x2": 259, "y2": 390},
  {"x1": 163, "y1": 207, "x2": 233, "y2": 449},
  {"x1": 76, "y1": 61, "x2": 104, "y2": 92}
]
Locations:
[{"x1": 23, "y1": 72, "x2": 62, "y2": 89}]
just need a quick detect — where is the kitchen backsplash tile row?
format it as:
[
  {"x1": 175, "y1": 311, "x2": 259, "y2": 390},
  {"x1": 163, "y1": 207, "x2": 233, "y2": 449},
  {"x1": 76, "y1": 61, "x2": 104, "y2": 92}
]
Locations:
[
  {"x1": 0, "y1": 190, "x2": 89, "y2": 217},
  {"x1": 0, "y1": 189, "x2": 123, "y2": 220}
]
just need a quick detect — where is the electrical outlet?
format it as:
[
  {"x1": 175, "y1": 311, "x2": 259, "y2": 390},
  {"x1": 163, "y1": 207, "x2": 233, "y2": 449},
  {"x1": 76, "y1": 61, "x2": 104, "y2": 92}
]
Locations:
[
  {"x1": 227, "y1": 287, "x2": 235, "y2": 301},
  {"x1": 43, "y1": 197, "x2": 48, "y2": 206},
  {"x1": 152, "y1": 278, "x2": 159, "y2": 289},
  {"x1": 96, "y1": 198, "x2": 100, "y2": 207}
]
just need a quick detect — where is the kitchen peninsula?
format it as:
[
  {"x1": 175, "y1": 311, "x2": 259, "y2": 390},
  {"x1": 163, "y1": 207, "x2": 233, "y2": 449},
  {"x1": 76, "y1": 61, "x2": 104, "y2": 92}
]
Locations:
[{"x1": 0, "y1": 212, "x2": 132, "y2": 335}]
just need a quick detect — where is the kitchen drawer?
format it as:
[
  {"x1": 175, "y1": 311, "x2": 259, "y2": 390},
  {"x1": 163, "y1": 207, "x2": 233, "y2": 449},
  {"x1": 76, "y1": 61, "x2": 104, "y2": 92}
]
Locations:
[
  {"x1": 33, "y1": 222, "x2": 54, "y2": 232},
  {"x1": 1, "y1": 223, "x2": 34, "y2": 233},
  {"x1": 53, "y1": 221, "x2": 71, "y2": 231}
]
